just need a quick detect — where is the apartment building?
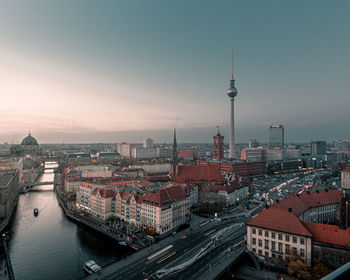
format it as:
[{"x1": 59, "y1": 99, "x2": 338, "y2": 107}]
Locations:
[
  {"x1": 91, "y1": 188, "x2": 115, "y2": 220},
  {"x1": 141, "y1": 186, "x2": 190, "y2": 234},
  {"x1": 246, "y1": 190, "x2": 343, "y2": 267},
  {"x1": 76, "y1": 182, "x2": 96, "y2": 212},
  {"x1": 115, "y1": 190, "x2": 143, "y2": 226},
  {"x1": 247, "y1": 208, "x2": 313, "y2": 266}
]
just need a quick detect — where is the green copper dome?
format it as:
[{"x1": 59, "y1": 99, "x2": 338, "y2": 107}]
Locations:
[{"x1": 21, "y1": 132, "x2": 38, "y2": 146}]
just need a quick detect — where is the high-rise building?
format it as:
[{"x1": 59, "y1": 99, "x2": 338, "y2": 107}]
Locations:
[
  {"x1": 143, "y1": 138, "x2": 154, "y2": 148},
  {"x1": 311, "y1": 141, "x2": 327, "y2": 156},
  {"x1": 212, "y1": 128, "x2": 224, "y2": 161},
  {"x1": 336, "y1": 140, "x2": 349, "y2": 152},
  {"x1": 226, "y1": 44, "x2": 238, "y2": 159},
  {"x1": 117, "y1": 143, "x2": 134, "y2": 158},
  {"x1": 269, "y1": 125, "x2": 284, "y2": 149}
]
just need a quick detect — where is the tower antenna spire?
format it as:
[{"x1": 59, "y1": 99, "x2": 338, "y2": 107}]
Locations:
[{"x1": 231, "y1": 42, "x2": 234, "y2": 80}]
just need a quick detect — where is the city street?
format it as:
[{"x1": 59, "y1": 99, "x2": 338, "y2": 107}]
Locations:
[{"x1": 84, "y1": 220, "x2": 247, "y2": 280}]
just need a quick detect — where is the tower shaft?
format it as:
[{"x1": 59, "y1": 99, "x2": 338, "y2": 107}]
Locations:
[{"x1": 229, "y1": 97, "x2": 235, "y2": 159}]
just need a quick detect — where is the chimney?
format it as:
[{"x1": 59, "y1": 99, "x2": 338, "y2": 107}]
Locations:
[
  {"x1": 325, "y1": 188, "x2": 329, "y2": 192},
  {"x1": 316, "y1": 190, "x2": 319, "y2": 193},
  {"x1": 288, "y1": 208, "x2": 292, "y2": 212}
]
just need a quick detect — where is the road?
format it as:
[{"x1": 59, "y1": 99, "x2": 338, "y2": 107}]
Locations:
[{"x1": 85, "y1": 220, "x2": 247, "y2": 280}]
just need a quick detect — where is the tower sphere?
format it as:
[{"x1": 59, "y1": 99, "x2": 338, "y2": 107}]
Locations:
[{"x1": 226, "y1": 80, "x2": 238, "y2": 98}]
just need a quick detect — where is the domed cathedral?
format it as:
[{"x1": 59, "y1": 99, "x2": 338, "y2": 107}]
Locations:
[
  {"x1": 10, "y1": 131, "x2": 42, "y2": 156},
  {"x1": 21, "y1": 131, "x2": 38, "y2": 146}
]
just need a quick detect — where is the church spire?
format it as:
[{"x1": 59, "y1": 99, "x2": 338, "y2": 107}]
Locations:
[{"x1": 173, "y1": 128, "x2": 178, "y2": 163}]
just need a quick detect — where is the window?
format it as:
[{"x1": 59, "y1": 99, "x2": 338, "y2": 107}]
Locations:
[
  {"x1": 300, "y1": 248, "x2": 305, "y2": 257},
  {"x1": 278, "y1": 243, "x2": 282, "y2": 252},
  {"x1": 252, "y1": 228, "x2": 256, "y2": 234},
  {"x1": 300, "y1": 238, "x2": 305, "y2": 245},
  {"x1": 252, "y1": 238, "x2": 256, "y2": 245},
  {"x1": 293, "y1": 247, "x2": 297, "y2": 254},
  {"x1": 278, "y1": 233, "x2": 282, "y2": 240},
  {"x1": 265, "y1": 240, "x2": 269, "y2": 250},
  {"x1": 272, "y1": 253, "x2": 276, "y2": 258},
  {"x1": 265, "y1": 251, "x2": 269, "y2": 256},
  {"x1": 265, "y1": 231, "x2": 269, "y2": 237},
  {"x1": 258, "y1": 239, "x2": 262, "y2": 247},
  {"x1": 271, "y1": 241, "x2": 276, "y2": 251},
  {"x1": 253, "y1": 248, "x2": 256, "y2": 252},
  {"x1": 293, "y1": 236, "x2": 297, "y2": 243},
  {"x1": 285, "y1": 235, "x2": 290, "y2": 242},
  {"x1": 258, "y1": 229, "x2": 262, "y2": 236},
  {"x1": 258, "y1": 249, "x2": 262, "y2": 255},
  {"x1": 271, "y1": 232, "x2": 276, "y2": 239},
  {"x1": 285, "y1": 244, "x2": 290, "y2": 253}
]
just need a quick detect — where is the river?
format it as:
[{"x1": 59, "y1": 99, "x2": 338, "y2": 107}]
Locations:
[{"x1": 0, "y1": 162, "x2": 132, "y2": 280}]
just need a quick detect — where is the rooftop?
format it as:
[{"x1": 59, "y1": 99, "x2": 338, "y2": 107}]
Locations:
[
  {"x1": 270, "y1": 189, "x2": 343, "y2": 216},
  {"x1": 246, "y1": 208, "x2": 313, "y2": 237},
  {"x1": 175, "y1": 165, "x2": 225, "y2": 183},
  {"x1": 303, "y1": 222, "x2": 350, "y2": 247}
]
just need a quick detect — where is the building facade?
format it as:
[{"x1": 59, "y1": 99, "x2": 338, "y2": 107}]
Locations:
[
  {"x1": 131, "y1": 147, "x2": 159, "y2": 159},
  {"x1": 246, "y1": 190, "x2": 343, "y2": 267},
  {"x1": 269, "y1": 125, "x2": 284, "y2": 149},
  {"x1": 311, "y1": 141, "x2": 327, "y2": 156},
  {"x1": 91, "y1": 189, "x2": 115, "y2": 220},
  {"x1": 0, "y1": 170, "x2": 20, "y2": 219},
  {"x1": 241, "y1": 148, "x2": 264, "y2": 162}
]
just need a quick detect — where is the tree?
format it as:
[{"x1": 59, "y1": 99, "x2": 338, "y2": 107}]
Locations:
[
  {"x1": 312, "y1": 263, "x2": 332, "y2": 280},
  {"x1": 288, "y1": 259, "x2": 312, "y2": 280}
]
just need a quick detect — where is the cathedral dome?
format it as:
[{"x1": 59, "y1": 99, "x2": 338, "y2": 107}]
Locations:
[{"x1": 21, "y1": 132, "x2": 38, "y2": 146}]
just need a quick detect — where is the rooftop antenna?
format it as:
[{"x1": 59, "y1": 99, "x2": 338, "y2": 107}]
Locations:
[
  {"x1": 28, "y1": 129, "x2": 31, "y2": 136},
  {"x1": 231, "y1": 42, "x2": 234, "y2": 80},
  {"x1": 216, "y1": 125, "x2": 220, "y2": 134}
]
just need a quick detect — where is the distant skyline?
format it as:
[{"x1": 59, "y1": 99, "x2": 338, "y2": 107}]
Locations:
[{"x1": 1, "y1": 0, "x2": 350, "y2": 143}]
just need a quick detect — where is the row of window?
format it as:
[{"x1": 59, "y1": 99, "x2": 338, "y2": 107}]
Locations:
[
  {"x1": 252, "y1": 247, "x2": 304, "y2": 258},
  {"x1": 252, "y1": 228, "x2": 305, "y2": 244}
]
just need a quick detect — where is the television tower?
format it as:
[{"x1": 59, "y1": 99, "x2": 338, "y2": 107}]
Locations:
[{"x1": 226, "y1": 43, "x2": 238, "y2": 159}]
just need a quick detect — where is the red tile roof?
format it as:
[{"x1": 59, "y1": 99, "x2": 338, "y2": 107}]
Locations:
[
  {"x1": 246, "y1": 208, "x2": 313, "y2": 237},
  {"x1": 92, "y1": 188, "x2": 115, "y2": 198},
  {"x1": 175, "y1": 165, "x2": 225, "y2": 183},
  {"x1": 178, "y1": 151, "x2": 196, "y2": 159},
  {"x1": 116, "y1": 190, "x2": 144, "y2": 204},
  {"x1": 143, "y1": 189, "x2": 171, "y2": 207},
  {"x1": 270, "y1": 190, "x2": 343, "y2": 216},
  {"x1": 143, "y1": 185, "x2": 188, "y2": 207},
  {"x1": 302, "y1": 222, "x2": 350, "y2": 247}
]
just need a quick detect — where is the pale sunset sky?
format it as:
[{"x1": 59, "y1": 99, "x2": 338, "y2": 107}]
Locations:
[{"x1": 0, "y1": 0, "x2": 349, "y2": 143}]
